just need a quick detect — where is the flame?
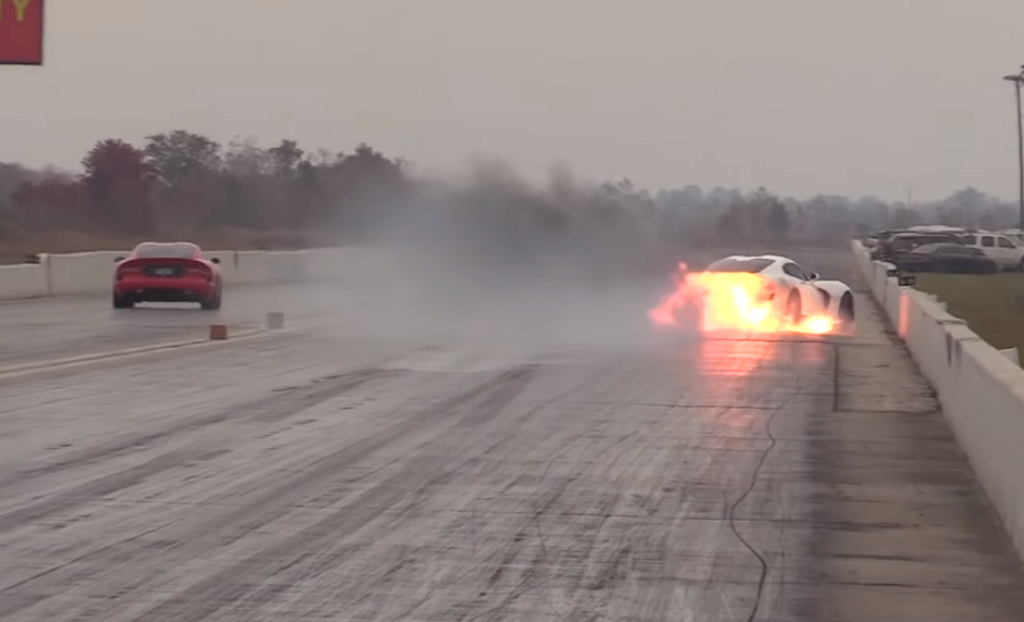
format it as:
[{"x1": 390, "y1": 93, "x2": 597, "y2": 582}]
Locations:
[{"x1": 649, "y1": 262, "x2": 837, "y2": 335}]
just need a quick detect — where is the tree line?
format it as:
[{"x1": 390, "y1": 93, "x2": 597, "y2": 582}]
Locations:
[
  {"x1": 655, "y1": 185, "x2": 1023, "y2": 246},
  {"x1": 0, "y1": 131, "x2": 406, "y2": 242},
  {"x1": 0, "y1": 129, "x2": 1019, "y2": 253}
]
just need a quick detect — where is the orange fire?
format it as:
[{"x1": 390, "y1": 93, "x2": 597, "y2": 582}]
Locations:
[{"x1": 649, "y1": 262, "x2": 836, "y2": 335}]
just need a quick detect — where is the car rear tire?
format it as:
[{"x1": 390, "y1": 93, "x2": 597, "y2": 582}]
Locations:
[
  {"x1": 785, "y1": 290, "x2": 802, "y2": 325},
  {"x1": 112, "y1": 292, "x2": 133, "y2": 309},
  {"x1": 839, "y1": 292, "x2": 855, "y2": 323},
  {"x1": 200, "y1": 288, "x2": 222, "y2": 310}
]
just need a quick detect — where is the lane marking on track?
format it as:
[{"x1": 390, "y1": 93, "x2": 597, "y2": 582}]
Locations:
[
  {"x1": 0, "y1": 317, "x2": 341, "y2": 380},
  {"x1": 0, "y1": 329, "x2": 266, "y2": 378}
]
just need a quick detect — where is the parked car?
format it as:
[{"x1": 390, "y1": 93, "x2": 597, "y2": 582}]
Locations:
[
  {"x1": 997, "y1": 228, "x2": 1024, "y2": 245},
  {"x1": 867, "y1": 229, "x2": 911, "y2": 246},
  {"x1": 906, "y1": 225, "x2": 968, "y2": 235},
  {"x1": 959, "y1": 231, "x2": 1024, "y2": 270},
  {"x1": 893, "y1": 243, "x2": 997, "y2": 274},
  {"x1": 866, "y1": 230, "x2": 907, "y2": 258},
  {"x1": 872, "y1": 232, "x2": 964, "y2": 261}
]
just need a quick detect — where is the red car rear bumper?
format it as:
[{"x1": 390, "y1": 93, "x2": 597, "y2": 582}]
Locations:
[{"x1": 114, "y1": 276, "x2": 216, "y2": 301}]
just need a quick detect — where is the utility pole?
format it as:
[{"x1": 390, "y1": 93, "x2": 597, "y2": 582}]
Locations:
[{"x1": 1003, "y1": 67, "x2": 1024, "y2": 230}]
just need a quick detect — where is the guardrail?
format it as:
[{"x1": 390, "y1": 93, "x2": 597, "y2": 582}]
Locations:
[
  {"x1": 852, "y1": 240, "x2": 1024, "y2": 560},
  {"x1": 0, "y1": 247, "x2": 394, "y2": 300}
]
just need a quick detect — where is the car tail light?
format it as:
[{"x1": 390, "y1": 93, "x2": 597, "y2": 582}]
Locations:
[
  {"x1": 116, "y1": 266, "x2": 142, "y2": 280},
  {"x1": 186, "y1": 267, "x2": 212, "y2": 281}
]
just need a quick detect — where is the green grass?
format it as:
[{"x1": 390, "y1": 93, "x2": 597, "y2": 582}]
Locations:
[{"x1": 912, "y1": 272, "x2": 1024, "y2": 354}]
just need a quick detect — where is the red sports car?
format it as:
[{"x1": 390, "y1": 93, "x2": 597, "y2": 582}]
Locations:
[{"x1": 112, "y1": 242, "x2": 223, "y2": 309}]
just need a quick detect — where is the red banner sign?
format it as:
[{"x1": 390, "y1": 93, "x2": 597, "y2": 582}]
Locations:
[{"x1": 0, "y1": 0, "x2": 44, "y2": 65}]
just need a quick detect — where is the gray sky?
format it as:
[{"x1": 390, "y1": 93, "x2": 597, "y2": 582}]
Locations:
[{"x1": 3, "y1": 0, "x2": 1024, "y2": 201}]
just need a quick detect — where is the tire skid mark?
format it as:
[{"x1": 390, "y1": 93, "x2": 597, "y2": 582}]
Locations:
[
  {"x1": 251, "y1": 367, "x2": 404, "y2": 423},
  {"x1": 308, "y1": 375, "x2": 600, "y2": 621},
  {"x1": 467, "y1": 474, "x2": 589, "y2": 622},
  {"x1": 456, "y1": 365, "x2": 537, "y2": 427},
  {"x1": 247, "y1": 391, "x2": 578, "y2": 622},
  {"x1": 429, "y1": 380, "x2": 651, "y2": 619},
  {"x1": 228, "y1": 541, "x2": 370, "y2": 615},
  {"x1": 0, "y1": 448, "x2": 229, "y2": 533},
  {"x1": 1, "y1": 367, "x2": 404, "y2": 489},
  {"x1": 446, "y1": 411, "x2": 618, "y2": 622},
  {"x1": 133, "y1": 457, "x2": 458, "y2": 622},
  {"x1": 129, "y1": 366, "x2": 540, "y2": 622},
  {"x1": 176, "y1": 364, "x2": 536, "y2": 545},
  {"x1": 572, "y1": 493, "x2": 623, "y2": 591},
  {"x1": 487, "y1": 478, "x2": 577, "y2": 589},
  {"x1": 543, "y1": 426, "x2": 643, "y2": 617},
  {"x1": 609, "y1": 416, "x2": 745, "y2": 621},
  {"x1": 0, "y1": 364, "x2": 537, "y2": 620}
]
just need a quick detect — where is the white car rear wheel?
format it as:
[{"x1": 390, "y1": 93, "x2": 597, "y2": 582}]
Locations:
[
  {"x1": 839, "y1": 292, "x2": 854, "y2": 323},
  {"x1": 786, "y1": 291, "x2": 802, "y2": 324}
]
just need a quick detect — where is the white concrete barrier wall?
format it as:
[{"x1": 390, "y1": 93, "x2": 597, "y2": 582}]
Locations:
[
  {"x1": 265, "y1": 251, "x2": 310, "y2": 283},
  {"x1": 903, "y1": 290, "x2": 971, "y2": 392},
  {"x1": 298, "y1": 246, "x2": 398, "y2": 285},
  {"x1": 235, "y1": 251, "x2": 270, "y2": 285},
  {"x1": 883, "y1": 277, "x2": 903, "y2": 329},
  {"x1": 302, "y1": 248, "x2": 346, "y2": 281},
  {"x1": 0, "y1": 264, "x2": 48, "y2": 299},
  {"x1": 203, "y1": 250, "x2": 242, "y2": 285},
  {"x1": 851, "y1": 239, "x2": 1024, "y2": 558},
  {"x1": 950, "y1": 340, "x2": 1024, "y2": 548},
  {"x1": 872, "y1": 261, "x2": 894, "y2": 303},
  {"x1": 48, "y1": 251, "x2": 124, "y2": 296},
  {"x1": 0, "y1": 246, "x2": 373, "y2": 301}
]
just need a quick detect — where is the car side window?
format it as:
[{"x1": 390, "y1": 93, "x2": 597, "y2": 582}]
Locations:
[
  {"x1": 998, "y1": 237, "x2": 1015, "y2": 249},
  {"x1": 981, "y1": 236, "x2": 995, "y2": 247},
  {"x1": 781, "y1": 262, "x2": 807, "y2": 280}
]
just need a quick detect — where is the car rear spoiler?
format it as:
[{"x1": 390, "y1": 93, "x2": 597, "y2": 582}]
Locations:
[{"x1": 115, "y1": 257, "x2": 214, "y2": 274}]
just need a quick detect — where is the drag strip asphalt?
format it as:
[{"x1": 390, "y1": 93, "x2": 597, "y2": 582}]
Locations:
[
  {"x1": 0, "y1": 251, "x2": 1022, "y2": 621},
  {"x1": 0, "y1": 282, "x2": 375, "y2": 367}
]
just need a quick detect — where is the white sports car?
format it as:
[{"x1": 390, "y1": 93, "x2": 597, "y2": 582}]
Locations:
[{"x1": 705, "y1": 254, "x2": 855, "y2": 326}]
